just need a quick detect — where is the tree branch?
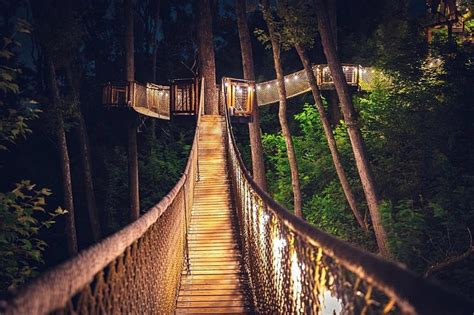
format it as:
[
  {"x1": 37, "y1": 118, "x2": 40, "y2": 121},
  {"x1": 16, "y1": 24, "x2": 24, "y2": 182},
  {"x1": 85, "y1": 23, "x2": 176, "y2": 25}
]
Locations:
[{"x1": 424, "y1": 228, "x2": 474, "y2": 277}]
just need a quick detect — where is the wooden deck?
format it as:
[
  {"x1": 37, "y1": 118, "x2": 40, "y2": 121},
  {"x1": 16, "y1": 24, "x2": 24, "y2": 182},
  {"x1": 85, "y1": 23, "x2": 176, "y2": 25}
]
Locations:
[{"x1": 176, "y1": 116, "x2": 253, "y2": 314}]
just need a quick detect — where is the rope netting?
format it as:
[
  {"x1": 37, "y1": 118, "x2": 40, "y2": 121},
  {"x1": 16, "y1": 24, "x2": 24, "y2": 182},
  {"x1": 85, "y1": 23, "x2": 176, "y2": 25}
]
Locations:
[
  {"x1": 223, "y1": 98, "x2": 473, "y2": 315},
  {"x1": 131, "y1": 82, "x2": 171, "y2": 119},
  {"x1": 256, "y1": 64, "x2": 371, "y2": 106},
  {"x1": 1, "y1": 80, "x2": 204, "y2": 315}
]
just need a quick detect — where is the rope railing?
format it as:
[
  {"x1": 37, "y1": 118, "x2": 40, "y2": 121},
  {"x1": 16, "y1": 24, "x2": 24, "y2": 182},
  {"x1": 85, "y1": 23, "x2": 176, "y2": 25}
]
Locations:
[
  {"x1": 0, "y1": 78, "x2": 205, "y2": 315},
  {"x1": 256, "y1": 64, "x2": 374, "y2": 106},
  {"x1": 223, "y1": 96, "x2": 473, "y2": 314},
  {"x1": 102, "y1": 81, "x2": 171, "y2": 119}
]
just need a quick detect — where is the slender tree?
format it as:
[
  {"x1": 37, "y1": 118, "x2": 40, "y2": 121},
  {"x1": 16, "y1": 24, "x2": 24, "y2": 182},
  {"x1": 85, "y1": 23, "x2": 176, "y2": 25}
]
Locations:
[
  {"x1": 313, "y1": 0, "x2": 390, "y2": 256},
  {"x1": 295, "y1": 45, "x2": 367, "y2": 230},
  {"x1": 31, "y1": 0, "x2": 79, "y2": 256},
  {"x1": 58, "y1": 0, "x2": 102, "y2": 241},
  {"x1": 235, "y1": 0, "x2": 268, "y2": 191},
  {"x1": 46, "y1": 57, "x2": 78, "y2": 256},
  {"x1": 66, "y1": 65, "x2": 102, "y2": 241},
  {"x1": 125, "y1": 0, "x2": 140, "y2": 221},
  {"x1": 273, "y1": 0, "x2": 366, "y2": 229},
  {"x1": 261, "y1": 0, "x2": 303, "y2": 217},
  {"x1": 197, "y1": 0, "x2": 218, "y2": 114},
  {"x1": 150, "y1": 0, "x2": 161, "y2": 82}
]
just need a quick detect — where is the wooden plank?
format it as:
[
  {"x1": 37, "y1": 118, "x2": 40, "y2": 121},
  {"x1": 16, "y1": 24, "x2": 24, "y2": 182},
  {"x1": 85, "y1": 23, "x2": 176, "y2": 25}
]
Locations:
[
  {"x1": 176, "y1": 300, "x2": 247, "y2": 308},
  {"x1": 181, "y1": 279, "x2": 242, "y2": 287},
  {"x1": 175, "y1": 307, "x2": 250, "y2": 314},
  {"x1": 178, "y1": 295, "x2": 245, "y2": 302},
  {"x1": 181, "y1": 273, "x2": 242, "y2": 280},
  {"x1": 179, "y1": 283, "x2": 244, "y2": 291},
  {"x1": 183, "y1": 270, "x2": 242, "y2": 276}
]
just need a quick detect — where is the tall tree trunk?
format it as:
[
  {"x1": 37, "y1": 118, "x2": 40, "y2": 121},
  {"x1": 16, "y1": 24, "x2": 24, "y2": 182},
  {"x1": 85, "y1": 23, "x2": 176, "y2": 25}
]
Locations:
[
  {"x1": 326, "y1": 90, "x2": 342, "y2": 126},
  {"x1": 128, "y1": 119, "x2": 140, "y2": 221},
  {"x1": 149, "y1": 0, "x2": 161, "y2": 82},
  {"x1": 262, "y1": 1, "x2": 303, "y2": 217},
  {"x1": 197, "y1": 0, "x2": 218, "y2": 115},
  {"x1": 125, "y1": 0, "x2": 140, "y2": 221},
  {"x1": 47, "y1": 58, "x2": 78, "y2": 256},
  {"x1": 325, "y1": 0, "x2": 337, "y2": 49},
  {"x1": 235, "y1": 0, "x2": 268, "y2": 191},
  {"x1": 295, "y1": 44, "x2": 367, "y2": 230},
  {"x1": 313, "y1": 0, "x2": 390, "y2": 257},
  {"x1": 66, "y1": 66, "x2": 102, "y2": 241}
]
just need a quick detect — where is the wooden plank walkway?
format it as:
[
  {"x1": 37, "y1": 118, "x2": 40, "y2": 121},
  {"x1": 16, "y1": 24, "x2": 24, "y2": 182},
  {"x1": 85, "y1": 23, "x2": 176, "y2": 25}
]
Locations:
[{"x1": 176, "y1": 115, "x2": 253, "y2": 314}]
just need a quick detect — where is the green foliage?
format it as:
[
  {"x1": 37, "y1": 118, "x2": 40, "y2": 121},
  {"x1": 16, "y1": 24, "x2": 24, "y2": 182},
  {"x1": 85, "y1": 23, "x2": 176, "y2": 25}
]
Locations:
[
  {"x1": 0, "y1": 181, "x2": 65, "y2": 292},
  {"x1": 255, "y1": 0, "x2": 317, "y2": 51},
  {"x1": 0, "y1": 20, "x2": 61, "y2": 295},
  {"x1": 0, "y1": 20, "x2": 39, "y2": 151},
  {"x1": 139, "y1": 129, "x2": 190, "y2": 211},
  {"x1": 262, "y1": 37, "x2": 474, "y2": 276},
  {"x1": 262, "y1": 104, "x2": 373, "y2": 248}
]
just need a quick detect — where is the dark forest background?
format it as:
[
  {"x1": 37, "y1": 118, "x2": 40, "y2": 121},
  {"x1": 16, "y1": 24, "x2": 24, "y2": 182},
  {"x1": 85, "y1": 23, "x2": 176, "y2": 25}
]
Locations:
[{"x1": 1, "y1": 0, "x2": 473, "y2": 300}]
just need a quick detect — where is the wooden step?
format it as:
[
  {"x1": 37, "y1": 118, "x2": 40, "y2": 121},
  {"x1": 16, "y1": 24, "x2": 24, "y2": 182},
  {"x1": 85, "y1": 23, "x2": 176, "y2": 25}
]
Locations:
[{"x1": 176, "y1": 125, "x2": 253, "y2": 314}]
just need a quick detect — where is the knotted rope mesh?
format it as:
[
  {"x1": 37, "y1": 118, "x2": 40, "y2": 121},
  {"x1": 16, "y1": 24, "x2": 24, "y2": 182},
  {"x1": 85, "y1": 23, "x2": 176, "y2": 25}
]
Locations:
[
  {"x1": 223, "y1": 98, "x2": 473, "y2": 314},
  {"x1": 1, "y1": 81, "x2": 204, "y2": 315},
  {"x1": 132, "y1": 82, "x2": 170, "y2": 119}
]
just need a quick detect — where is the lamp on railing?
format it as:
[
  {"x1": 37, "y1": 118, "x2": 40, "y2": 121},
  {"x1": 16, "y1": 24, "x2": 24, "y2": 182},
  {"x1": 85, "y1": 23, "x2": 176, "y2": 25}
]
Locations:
[{"x1": 223, "y1": 77, "x2": 254, "y2": 123}]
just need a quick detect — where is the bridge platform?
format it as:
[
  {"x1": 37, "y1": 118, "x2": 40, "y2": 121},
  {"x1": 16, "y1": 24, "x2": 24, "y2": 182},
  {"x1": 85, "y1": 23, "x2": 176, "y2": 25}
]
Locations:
[{"x1": 176, "y1": 115, "x2": 253, "y2": 314}]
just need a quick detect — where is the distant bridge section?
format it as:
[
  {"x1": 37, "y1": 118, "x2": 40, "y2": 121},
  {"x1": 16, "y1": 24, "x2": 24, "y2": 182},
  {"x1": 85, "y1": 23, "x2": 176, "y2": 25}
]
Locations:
[
  {"x1": 102, "y1": 81, "x2": 171, "y2": 119},
  {"x1": 256, "y1": 64, "x2": 374, "y2": 106}
]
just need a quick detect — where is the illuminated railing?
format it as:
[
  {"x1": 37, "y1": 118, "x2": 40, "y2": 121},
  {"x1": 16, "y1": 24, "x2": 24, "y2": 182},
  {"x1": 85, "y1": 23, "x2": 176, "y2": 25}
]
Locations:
[
  {"x1": 256, "y1": 64, "x2": 372, "y2": 106},
  {"x1": 102, "y1": 81, "x2": 170, "y2": 120},
  {"x1": 223, "y1": 77, "x2": 255, "y2": 117},
  {"x1": 1, "y1": 79, "x2": 204, "y2": 315},
  {"x1": 223, "y1": 104, "x2": 473, "y2": 314}
]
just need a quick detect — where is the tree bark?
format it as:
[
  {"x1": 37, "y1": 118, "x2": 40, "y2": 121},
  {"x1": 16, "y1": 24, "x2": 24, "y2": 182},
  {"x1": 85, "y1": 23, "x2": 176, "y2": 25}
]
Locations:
[
  {"x1": 325, "y1": 0, "x2": 337, "y2": 49},
  {"x1": 65, "y1": 66, "x2": 102, "y2": 241},
  {"x1": 125, "y1": 0, "x2": 134, "y2": 82},
  {"x1": 197, "y1": 0, "x2": 218, "y2": 115},
  {"x1": 150, "y1": 0, "x2": 161, "y2": 82},
  {"x1": 295, "y1": 44, "x2": 367, "y2": 230},
  {"x1": 47, "y1": 58, "x2": 78, "y2": 256},
  {"x1": 325, "y1": 90, "x2": 343, "y2": 126},
  {"x1": 128, "y1": 119, "x2": 140, "y2": 221},
  {"x1": 235, "y1": 0, "x2": 268, "y2": 191},
  {"x1": 262, "y1": 0, "x2": 303, "y2": 217},
  {"x1": 125, "y1": 0, "x2": 140, "y2": 220},
  {"x1": 313, "y1": 0, "x2": 390, "y2": 257}
]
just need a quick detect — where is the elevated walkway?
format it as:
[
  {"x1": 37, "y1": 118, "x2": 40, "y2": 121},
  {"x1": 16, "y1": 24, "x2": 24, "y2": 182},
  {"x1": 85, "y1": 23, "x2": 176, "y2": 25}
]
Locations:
[
  {"x1": 176, "y1": 115, "x2": 253, "y2": 313},
  {"x1": 2, "y1": 80, "x2": 473, "y2": 315}
]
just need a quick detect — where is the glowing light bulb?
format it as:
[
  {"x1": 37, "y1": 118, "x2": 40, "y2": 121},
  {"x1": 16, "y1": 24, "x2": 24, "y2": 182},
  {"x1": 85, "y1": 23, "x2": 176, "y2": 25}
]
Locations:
[
  {"x1": 225, "y1": 82, "x2": 229, "y2": 87},
  {"x1": 267, "y1": 84, "x2": 271, "y2": 88},
  {"x1": 285, "y1": 78, "x2": 289, "y2": 82},
  {"x1": 294, "y1": 75, "x2": 298, "y2": 80},
  {"x1": 257, "y1": 85, "x2": 261, "y2": 90}
]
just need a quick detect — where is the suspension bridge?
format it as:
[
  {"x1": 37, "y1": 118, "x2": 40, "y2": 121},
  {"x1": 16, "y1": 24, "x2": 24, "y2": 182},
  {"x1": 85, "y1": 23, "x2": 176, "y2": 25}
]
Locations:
[{"x1": 1, "y1": 65, "x2": 473, "y2": 315}]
